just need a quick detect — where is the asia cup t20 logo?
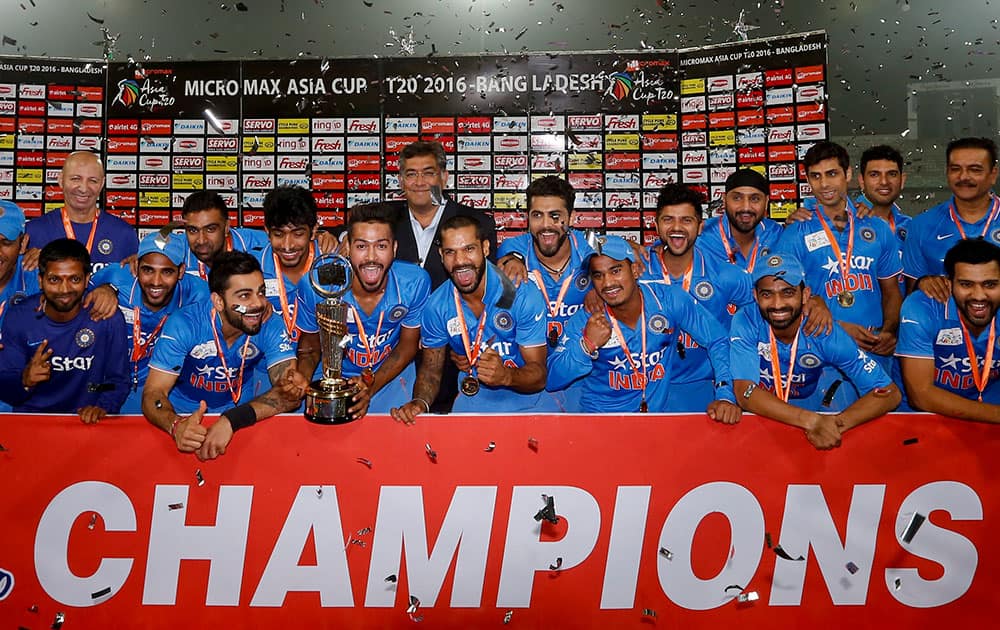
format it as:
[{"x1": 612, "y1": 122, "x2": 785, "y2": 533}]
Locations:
[
  {"x1": 604, "y1": 59, "x2": 673, "y2": 105},
  {"x1": 113, "y1": 72, "x2": 177, "y2": 111}
]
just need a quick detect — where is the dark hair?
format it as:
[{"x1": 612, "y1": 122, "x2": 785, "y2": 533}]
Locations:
[
  {"x1": 399, "y1": 140, "x2": 447, "y2": 171},
  {"x1": 347, "y1": 203, "x2": 397, "y2": 239},
  {"x1": 208, "y1": 250, "x2": 262, "y2": 295},
  {"x1": 526, "y1": 175, "x2": 576, "y2": 214},
  {"x1": 859, "y1": 144, "x2": 904, "y2": 173},
  {"x1": 182, "y1": 190, "x2": 229, "y2": 221},
  {"x1": 944, "y1": 238, "x2": 1000, "y2": 279},
  {"x1": 438, "y1": 214, "x2": 486, "y2": 244},
  {"x1": 38, "y1": 237, "x2": 91, "y2": 275},
  {"x1": 803, "y1": 140, "x2": 850, "y2": 172},
  {"x1": 263, "y1": 185, "x2": 317, "y2": 230},
  {"x1": 946, "y1": 137, "x2": 999, "y2": 167},
  {"x1": 655, "y1": 183, "x2": 705, "y2": 219}
]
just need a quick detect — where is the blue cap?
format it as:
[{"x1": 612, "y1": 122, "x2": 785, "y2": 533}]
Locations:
[
  {"x1": 137, "y1": 230, "x2": 187, "y2": 267},
  {"x1": 752, "y1": 253, "x2": 806, "y2": 287},
  {"x1": 584, "y1": 234, "x2": 637, "y2": 266},
  {"x1": 0, "y1": 201, "x2": 26, "y2": 240}
]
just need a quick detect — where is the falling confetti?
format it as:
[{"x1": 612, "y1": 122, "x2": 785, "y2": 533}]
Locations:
[
  {"x1": 901, "y1": 513, "x2": 926, "y2": 544},
  {"x1": 846, "y1": 562, "x2": 860, "y2": 575},
  {"x1": 642, "y1": 608, "x2": 657, "y2": 618},
  {"x1": 527, "y1": 437, "x2": 539, "y2": 451},
  {"x1": 168, "y1": 503, "x2": 184, "y2": 511},
  {"x1": 725, "y1": 9, "x2": 759, "y2": 42},
  {"x1": 484, "y1": 441, "x2": 496, "y2": 452},
  {"x1": 503, "y1": 610, "x2": 513, "y2": 624},
  {"x1": 88, "y1": 513, "x2": 97, "y2": 530},
  {"x1": 773, "y1": 544, "x2": 805, "y2": 561},
  {"x1": 195, "y1": 469, "x2": 205, "y2": 487},
  {"x1": 534, "y1": 494, "x2": 559, "y2": 524},
  {"x1": 91, "y1": 586, "x2": 112, "y2": 599},
  {"x1": 658, "y1": 547, "x2": 673, "y2": 560},
  {"x1": 549, "y1": 557, "x2": 563, "y2": 571},
  {"x1": 425, "y1": 443, "x2": 437, "y2": 461},
  {"x1": 385, "y1": 574, "x2": 398, "y2": 583},
  {"x1": 51, "y1": 611, "x2": 65, "y2": 629},
  {"x1": 388, "y1": 28, "x2": 417, "y2": 55},
  {"x1": 902, "y1": 437, "x2": 918, "y2": 445}
]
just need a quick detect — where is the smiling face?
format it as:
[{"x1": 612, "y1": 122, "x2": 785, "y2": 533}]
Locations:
[
  {"x1": 656, "y1": 202, "x2": 702, "y2": 256},
  {"x1": 267, "y1": 222, "x2": 314, "y2": 271},
  {"x1": 400, "y1": 153, "x2": 447, "y2": 211},
  {"x1": 952, "y1": 261, "x2": 1000, "y2": 333},
  {"x1": 184, "y1": 207, "x2": 229, "y2": 266},
  {"x1": 349, "y1": 220, "x2": 396, "y2": 294},
  {"x1": 528, "y1": 195, "x2": 572, "y2": 258},
  {"x1": 754, "y1": 276, "x2": 808, "y2": 331},
  {"x1": 806, "y1": 157, "x2": 852, "y2": 210},
  {"x1": 724, "y1": 186, "x2": 769, "y2": 234},
  {"x1": 589, "y1": 254, "x2": 639, "y2": 309},
  {"x1": 440, "y1": 224, "x2": 489, "y2": 295},
  {"x1": 40, "y1": 258, "x2": 88, "y2": 319},
  {"x1": 137, "y1": 252, "x2": 182, "y2": 310},
  {"x1": 947, "y1": 147, "x2": 999, "y2": 206},
  {"x1": 58, "y1": 153, "x2": 104, "y2": 216},
  {"x1": 212, "y1": 271, "x2": 268, "y2": 335},
  {"x1": 859, "y1": 158, "x2": 906, "y2": 207},
  {"x1": 0, "y1": 234, "x2": 24, "y2": 286}
]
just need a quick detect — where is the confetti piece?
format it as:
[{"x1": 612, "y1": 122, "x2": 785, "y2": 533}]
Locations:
[
  {"x1": 195, "y1": 469, "x2": 205, "y2": 487},
  {"x1": 549, "y1": 557, "x2": 563, "y2": 571},
  {"x1": 168, "y1": 503, "x2": 184, "y2": 511},
  {"x1": 91, "y1": 586, "x2": 112, "y2": 599},
  {"x1": 0, "y1": 443, "x2": 7, "y2": 451},
  {"x1": 86, "y1": 12, "x2": 104, "y2": 24},
  {"x1": 724, "y1": 584, "x2": 743, "y2": 593},
  {"x1": 902, "y1": 437, "x2": 918, "y2": 445},
  {"x1": 88, "y1": 513, "x2": 97, "y2": 529},
  {"x1": 385, "y1": 575, "x2": 398, "y2": 583},
  {"x1": 658, "y1": 547, "x2": 673, "y2": 560},
  {"x1": 773, "y1": 544, "x2": 805, "y2": 561},
  {"x1": 534, "y1": 494, "x2": 559, "y2": 524},
  {"x1": 765, "y1": 532, "x2": 773, "y2": 548},
  {"x1": 484, "y1": 441, "x2": 496, "y2": 452},
  {"x1": 425, "y1": 443, "x2": 437, "y2": 461},
  {"x1": 901, "y1": 513, "x2": 926, "y2": 544},
  {"x1": 503, "y1": 610, "x2": 513, "y2": 624},
  {"x1": 235, "y1": 2, "x2": 249, "y2": 11},
  {"x1": 406, "y1": 594, "x2": 420, "y2": 614},
  {"x1": 528, "y1": 437, "x2": 539, "y2": 451},
  {"x1": 642, "y1": 608, "x2": 657, "y2": 618},
  {"x1": 846, "y1": 562, "x2": 859, "y2": 575},
  {"x1": 28, "y1": 604, "x2": 38, "y2": 613},
  {"x1": 894, "y1": 577, "x2": 902, "y2": 590},
  {"x1": 737, "y1": 591, "x2": 759, "y2": 603},
  {"x1": 51, "y1": 611, "x2": 65, "y2": 629},
  {"x1": 316, "y1": 486, "x2": 323, "y2": 498}
]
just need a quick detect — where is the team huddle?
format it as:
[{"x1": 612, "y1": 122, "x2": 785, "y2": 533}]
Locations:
[{"x1": 1, "y1": 136, "x2": 998, "y2": 457}]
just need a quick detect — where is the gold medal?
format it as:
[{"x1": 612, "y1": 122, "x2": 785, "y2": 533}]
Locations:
[
  {"x1": 461, "y1": 376, "x2": 480, "y2": 396},
  {"x1": 837, "y1": 290, "x2": 855, "y2": 308}
]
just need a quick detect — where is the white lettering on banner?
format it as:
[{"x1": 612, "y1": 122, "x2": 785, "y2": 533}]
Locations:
[
  {"x1": 35, "y1": 481, "x2": 136, "y2": 607},
  {"x1": 364, "y1": 486, "x2": 497, "y2": 607},
  {"x1": 142, "y1": 485, "x2": 253, "y2": 605},
  {"x1": 29, "y1": 480, "x2": 983, "y2": 610},
  {"x1": 770, "y1": 484, "x2": 884, "y2": 606},
  {"x1": 497, "y1": 486, "x2": 601, "y2": 606},
  {"x1": 250, "y1": 486, "x2": 353, "y2": 606}
]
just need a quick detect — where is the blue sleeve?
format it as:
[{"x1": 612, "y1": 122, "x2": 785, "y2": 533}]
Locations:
[
  {"x1": 728, "y1": 266, "x2": 755, "y2": 310},
  {"x1": 295, "y1": 277, "x2": 319, "y2": 334},
  {"x1": 664, "y1": 285, "x2": 736, "y2": 403},
  {"x1": 895, "y1": 293, "x2": 936, "y2": 359},
  {"x1": 114, "y1": 222, "x2": 139, "y2": 259},
  {"x1": 148, "y1": 313, "x2": 190, "y2": 374},
  {"x1": 90, "y1": 264, "x2": 118, "y2": 289},
  {"x1": 875, "y1": 222, "x2": 903, "y2": 279},
  {"x1": 514, "y1": 284, "x2": 548, "y2": 348},
  {"x1": 900, "y1": 221, "x2": 927, "y2": 280},
  {"x1": 237, "y1": 228, "x2": 270, "y2": 251},
  {"x1": 773, "y1": 223, "x2": 806, "y2": 264},
  {"x1": 0, "y1": 311, "x2": 30, "y2": 405},
  {"x1": 497, "y1": 234, "x2": 528, "y2": 259},
  {"x1": 824, "y1": 325, "x2": 892, "y2": 392},
  {"x1": 96, "y1": 312, "x2": 131, "y2": 412},
  {"x1": 728, "y1": 309, "x2": 761, "y2": 383},
  {"x1": 419, "y1": 292, "x2": 452, "y2": 350},
  {"x1": 545, "y1": 309, "x2": 595, "y2": 391},
  {"x1": 402, "y1": 268, "x2": 431, "y2": 328},
  {"x1": 260, "y1": 317, "x2": 296, "y2": 372},
  {"x1": 180, "y1": 275, "x2": 210, "y2": 305}
]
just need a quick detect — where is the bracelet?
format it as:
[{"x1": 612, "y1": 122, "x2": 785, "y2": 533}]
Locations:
[
  {"x1": 412, "y1": 397, "x2": 431, "y2": 413},
  {"x1": 222, "y1": 403, "x2": 258, "y2": 432},
  {"x1": 580, "y1": 336, "x2": 599, "y2": 359},
  {"x1": 169, "y1": 416, "x2": 182, "y2": 438},
  {"x1": 742, "y1": 383, "x2": 756, "y2": 399}
]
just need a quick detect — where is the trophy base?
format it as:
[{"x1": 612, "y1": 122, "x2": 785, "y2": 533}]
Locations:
[{"x1": 304, "y1": 378, "x2": 362, "y2": 425}]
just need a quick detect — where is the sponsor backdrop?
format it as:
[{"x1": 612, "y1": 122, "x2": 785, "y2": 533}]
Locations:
[
  {"x1": 1, "y1": 31, "x2": 826, "y2": 241},
  {"x1": 0, "y1": 411, "x2": 993, "y2": 627}
]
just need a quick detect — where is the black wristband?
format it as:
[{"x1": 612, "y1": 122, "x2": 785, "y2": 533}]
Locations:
[
  {"x1": 503, "y1": 251, "x2": 525, "y2": 265},
  {"x1": 222, "y1": 403, "x2": 257, "y2": 432}
]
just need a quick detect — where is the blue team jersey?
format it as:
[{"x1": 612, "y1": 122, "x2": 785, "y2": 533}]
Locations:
[
  {"x1": 896, "y1": 292, "x2": 1000, "y2": 404},
  {"x1": 777, "y1": 198, "x2": 901, "y2": 328},
  {"x1": 422, "y1": 262, "x2": 557, "y2": 413},
  {"x1": 256, "y1": 241, "x2": 322, "y2": 341},
  {"x1": 547, "y1": 281, "x2": 736, "y2": 413},
  {"x1": 148, "y1": 304, "x2": 296, "y2": 413},
  {"x1": 640, "y1": 247, "x2": 753, "y2": 387},
  {"x1": 697, "y1": 214, "x2": 784, "y2": 272},
  {"x1": 0, "y1": 296, "x2": 129, "y2": 413},
  {"x1": 0, "y1": 258, "x2": 40, "y2": 411},
  {"x1": 902, "y1": 195, "x2": 1000, "y2": 280},
  {"x1": 729, "y1": 306, "x2": 892, "y2": 410},
  {"x1": 25, "y1": 209, "x2": 138, "y2": 272},
  {"x1": 297, "y1": 261, "x2": 431, "y2": 413},
  {"x1": 855, "y1": 193, "x2": 911, "y2": 244},
  {"x1": 183, "y1": 227, "x2": 270, "y2": 280},
  {"x1": 90, "y1": 265, "x2": 210, "y2": 413}
]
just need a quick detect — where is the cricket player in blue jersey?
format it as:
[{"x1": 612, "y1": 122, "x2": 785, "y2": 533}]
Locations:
[
  {"x1": 902, "y1": 137, "x2": 999, "y2": 302},
  {"x1": 548, "y1": 234, "x2": 740, "y2": 417},
  {"x1": 297, "y1": 203, "x2": 431, "y2": 414},
  {"x1": 854, "y1": 144, "x2": 912, "y2": 245},
  {"x1": 730, "y1": 254, "x2": 901, "y2": 449},
  {"x1": 23, "y1": 152, "x2": 138, "y2": 273},
  {"x1": 142, "y1": 251, "x2": 308, "y2": 460},
  {"x1": 897, "y1": 238, "x2": 1000, "y2": 421},
  {"x1": 0, "y1": 238, "x2": 129, "y2": 419},
  {"x1": 698, "y1": 169, "x2": 783, "y2": 273},
  {"x1": 496, "y1": 175, "x2": 595, "y2": 411},
  {"x1": 88, "y1": 230, "x2": 210, "y2": 413},
  {"x1": 0, "y1": 201, "x2": 39, "y2": 334},
  {"x1": 391, "y1": 214, "x2": 553, "y2": 423},
  {"x1": 179, "y1": 191, "x2": 270, "y2": 281},
  {"x1": 777, "y1": 141, "x2": 903, "y2": 383},
  {"x1": 640, "y1": 183, "x2": 755, "y2": 411}
]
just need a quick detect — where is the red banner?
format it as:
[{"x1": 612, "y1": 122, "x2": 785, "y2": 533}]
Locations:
[{"x1": 0, "y1": 412, "x2": 996, "y2": 628}]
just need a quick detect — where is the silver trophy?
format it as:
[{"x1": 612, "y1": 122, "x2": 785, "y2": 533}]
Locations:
[{"x1": 304, "y1": 254, "x2": 362, "y2": 424}]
